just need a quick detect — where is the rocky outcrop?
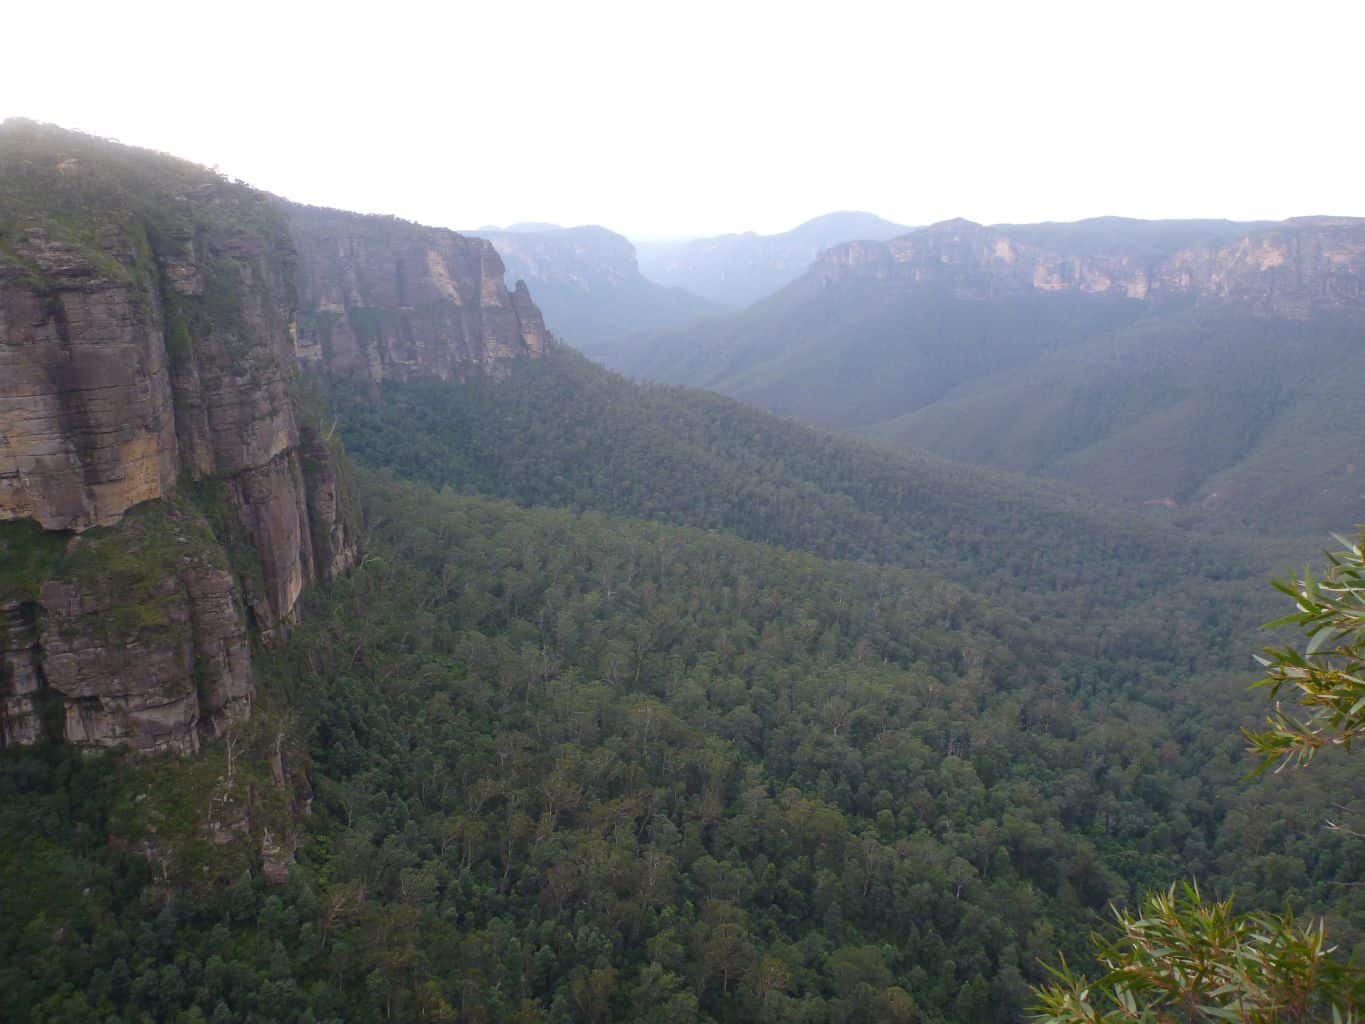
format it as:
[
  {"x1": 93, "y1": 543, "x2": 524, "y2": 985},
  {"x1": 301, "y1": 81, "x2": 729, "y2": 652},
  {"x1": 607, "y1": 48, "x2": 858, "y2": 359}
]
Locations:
[
  {"x1": 478, "y1": 225, "x2": 722, "y2": 354},
  {"x1": 1162, "y1": 217, "x2": 1365, "y2": 316},
  {"x1": 815, "y1": 216, "x2": 1365, "y2": 317},
  {"x1": 0, "y1": 120, "x2": 359, "y2": 753},
  {"x1": 487, "y1": 225, "x2": 641, "y2": 291},
  {"x1": 0, "y1": 501, "x2": 257, "y2": 755},
  {"x1": 289, "y1": 204, "x2": 551, "y2": 383},
  {"x1": 0, "y1": 226, "x2": 180, "y2": 532}
]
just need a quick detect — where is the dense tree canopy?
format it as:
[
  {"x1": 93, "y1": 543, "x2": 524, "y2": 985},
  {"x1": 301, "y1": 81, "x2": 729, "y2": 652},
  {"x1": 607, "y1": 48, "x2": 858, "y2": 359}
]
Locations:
[
  {"x1": 4, "y1": 471, "x2": 1362, "y2": 1022},
  {"x1": 1034, "y1": 530, "x2": 1365, "y2": 1023}
]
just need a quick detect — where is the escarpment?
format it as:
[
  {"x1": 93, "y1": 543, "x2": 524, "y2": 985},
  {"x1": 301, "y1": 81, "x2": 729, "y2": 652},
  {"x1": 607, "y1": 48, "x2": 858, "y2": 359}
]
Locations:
[
  {"x1": 288, "y1": 203, "x2": 551, "y2": 383},
  {"x1": 816, "y1": 216, "x2": 1365, "y2": 317},
  {"x1": 0, "y1": 120, "x2": 359, "y2": 754}
]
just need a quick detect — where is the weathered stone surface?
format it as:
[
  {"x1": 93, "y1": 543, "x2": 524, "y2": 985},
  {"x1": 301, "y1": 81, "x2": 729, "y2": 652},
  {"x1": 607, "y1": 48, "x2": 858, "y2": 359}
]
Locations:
[
  {"x1": 816, "y1": 216, "x2": 1365, "y2": 318},
  {"x1": 0, "y1": 120, "x2": 563, "y2": 755},
  {"x1": 226, "y1": 449, "x2": 314, "y2": 636},
  {"x1": 478, "y1": 224, "x2": 723, "y2": 354},
  {"x1": 0, "y1": 600, "x2": 45, "y2": 746},
  {"x1": 39, "y1": 573, "x2": 203, "y2": 755},
  {"x1": 0, "y1": 498, "x2": 256, "y2": 755},
  {"x1": 0, "y1": 229, "x2": 180, "y2": 531},
  {"x1": 185, "y1": 565, "x2": 254, "y2": 741},
  {"x1": 0, "y1": 119, "x2": 358, "y2": 753},
  {"x1": 299, "y1": 424, "x2": 360, "y2": 584},
  {"x1": 289, "y1": 203, "x2": 552, "y2": 383},
  {"x1": 1160, "y1": 217, "x2": 1365, "y2": 316}
]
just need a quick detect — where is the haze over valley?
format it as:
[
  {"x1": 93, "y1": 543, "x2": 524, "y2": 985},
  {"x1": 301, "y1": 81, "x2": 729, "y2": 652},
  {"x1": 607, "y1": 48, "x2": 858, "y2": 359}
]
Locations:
[{"x1": 3, "y1": 4, "x2": 1364, "y2": 1022}]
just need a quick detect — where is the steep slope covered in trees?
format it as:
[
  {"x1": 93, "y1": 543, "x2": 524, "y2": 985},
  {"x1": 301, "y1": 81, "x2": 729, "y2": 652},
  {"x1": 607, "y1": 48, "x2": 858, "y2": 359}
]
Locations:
[
  {"x1": 321, "y1": 348, "x2": 1271, "y2": 648},
  {"x1": 612, "y1": 217, "x2": 1365, "y2": 533},
  {"x1": 4, "y1": 121, "x2": 1362, "y2": 1024},
  {"x1": 5, "y1": 472, "x2": 1360, "y2": 1023},
  {"x1": 871, "y1": 309, "x2": 1365, "y2": 533}
]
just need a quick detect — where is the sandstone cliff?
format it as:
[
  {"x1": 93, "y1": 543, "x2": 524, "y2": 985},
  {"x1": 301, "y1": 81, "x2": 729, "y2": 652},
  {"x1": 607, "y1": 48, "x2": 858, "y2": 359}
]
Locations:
[
  {"x1": 815, "y1": 216, "x2": 1365, "y2": 317},
  {"x1": 289, "y1": 204, "x2": 551, "y2": 383},
  {"x1": 486, "y1": 224, "x2": 642, "y2": 292},
  {"x1": 0, "y1": 121, "x2": 359, "y2": 754},
  {"x1": 478, "y1": 224, "x2": 721, "y2": 355}
]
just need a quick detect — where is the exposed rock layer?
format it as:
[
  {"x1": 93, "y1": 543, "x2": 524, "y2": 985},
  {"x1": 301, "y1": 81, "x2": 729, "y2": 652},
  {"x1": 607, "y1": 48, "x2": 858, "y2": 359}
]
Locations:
[
  {"x1": 480, "y1": 225, "x2": 721, "y2": 355},
  {"x1": 0, "y1": 120, "x2": 360, "y2": 753},
  {"x1": 816, "y1": 216, "x2": 1365, "y2": 317},
  {"x1": 289, "y1": 203, "x2": 550, "y2": 383}
]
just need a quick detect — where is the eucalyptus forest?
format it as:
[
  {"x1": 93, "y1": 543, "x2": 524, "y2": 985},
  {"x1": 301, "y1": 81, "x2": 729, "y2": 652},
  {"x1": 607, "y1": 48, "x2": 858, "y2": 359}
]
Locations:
[{"x1": 1, "y1": 110, "x2": 1363, "y2": 1024}]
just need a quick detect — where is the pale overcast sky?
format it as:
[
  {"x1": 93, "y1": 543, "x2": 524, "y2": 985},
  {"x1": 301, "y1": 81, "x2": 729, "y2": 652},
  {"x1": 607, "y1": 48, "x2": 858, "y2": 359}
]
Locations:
[{"x1": 3, "y1": 0, "x2": 1361, "y2": 238}]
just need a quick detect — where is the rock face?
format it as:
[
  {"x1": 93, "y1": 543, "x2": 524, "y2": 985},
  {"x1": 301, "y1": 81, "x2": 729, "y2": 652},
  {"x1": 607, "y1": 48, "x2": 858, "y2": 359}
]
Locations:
[
  {"x1": 488, "y1": 224, "x2": 642, "y2": 292},
  {"x1": 815, "y1": 216, "x2": 1365, "y2": 317},
  {"x1": 479, "y1": 224, "x2": 721, "y2": 355},
  {"x1": 0, "y1": 120, "x2": 359, "y2": 754},
  {"x1": 0, "y1": 225, "x2": 180, "y2": 532},
  {"x1": 289, "y1": 203, "x2": 551, "y2": 383}
]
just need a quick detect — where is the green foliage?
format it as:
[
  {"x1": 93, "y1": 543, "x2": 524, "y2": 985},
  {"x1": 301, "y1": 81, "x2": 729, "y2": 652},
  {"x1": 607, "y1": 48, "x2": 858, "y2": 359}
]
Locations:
[
  {"x1": 1035, "y1": 525, "x2": 1365, "y2": 1022},
  {"x1": 4, "y1": 121, "x2": 1362, "y2": 1020},
  {"x1": 0, "y1": 518, "x2": 67, "y2": 601},
  {"x1": 1032, "y1": 884, "x2": 1361, "y2": 1023},
  {"x1": 54, "y1": 495, "x2": 228, "y2": 639},
  {"x1": 319, "y1": 347, "x2": 1270, "y2": 649},
  {"x1": 1249, "y1": 529, "x2": 1365, "y2": 769},
  {"x1": 182, "y1": 476, "x2": 268, "y2": 607},
  {"x1": 8, "y1": 468, "x2": 1361, "y2": 1022},
  {"x1": 0, "y1": 494, "x2": 239, "y2": 660},
  {"x1": 162, "y1": 286, "x2": 194, "y2": 359},
  {"x1": 612, "y1": 243, "x2": 1365, "y2": 536},
  {"x1": 877, "y1": 311, "x2": 1365, "y2": 537},
  {"x1": 0, "y1": 119, "x2": 295, "y2": 387},
  {"x1": 0, "y1": 118, "x2": 287, "y2": 245}
]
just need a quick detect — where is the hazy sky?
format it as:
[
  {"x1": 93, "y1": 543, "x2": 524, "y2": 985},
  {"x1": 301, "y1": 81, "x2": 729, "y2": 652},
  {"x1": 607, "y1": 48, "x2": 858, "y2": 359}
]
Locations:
[{"x1": 4, "y1": 0, "x2": 1361, "y2": 238}]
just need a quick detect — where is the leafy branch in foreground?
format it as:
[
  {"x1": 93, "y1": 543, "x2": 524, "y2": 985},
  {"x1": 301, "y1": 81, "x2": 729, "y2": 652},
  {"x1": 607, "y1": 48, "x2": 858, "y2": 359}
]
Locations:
[
  {"x1": 1248, "y1": 529, "x2": 1365, "y2": 771},
  {"x1": 1034, "y1": 524, "x2": 1365, "y2": 1022},
  {"x1": 1032, "y1": 883, "x2": 1360, "y2": 1023}
]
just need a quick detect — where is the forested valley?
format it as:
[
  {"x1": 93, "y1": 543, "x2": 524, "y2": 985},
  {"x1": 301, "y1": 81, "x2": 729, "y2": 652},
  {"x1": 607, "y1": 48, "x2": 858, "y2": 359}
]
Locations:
[
  {"x1": 2, "y1": 118, "x2": 1362, "y2": 1024},
  {"x1": 5, "y1": 369, "x2": 1361, "y2": 1021}
]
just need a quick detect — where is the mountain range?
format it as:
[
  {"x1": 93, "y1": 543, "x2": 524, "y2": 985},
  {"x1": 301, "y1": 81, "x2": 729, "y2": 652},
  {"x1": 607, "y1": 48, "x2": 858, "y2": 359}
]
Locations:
[
  {"x1": 476, "y1": 223, "x2": 722, "y2": 354},
  {"x1": 611, "y1": 215, "x2": 1365, "y2": 534},
  {"x1": 2, "y1": 121, "x2": 1362, "y2": 1024},
  {"x1": 634, "y1": 210, "x2": 911, "y2": 307},
  {"x1": 475, "y1": 212, "x2": 917, "y2": 356}
]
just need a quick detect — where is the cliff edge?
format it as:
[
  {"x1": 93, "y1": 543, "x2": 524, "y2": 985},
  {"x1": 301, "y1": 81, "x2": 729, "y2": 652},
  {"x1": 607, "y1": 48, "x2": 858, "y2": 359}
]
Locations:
[{"x1": 0, "y1": 121, "x2": 359, "y2": 753}]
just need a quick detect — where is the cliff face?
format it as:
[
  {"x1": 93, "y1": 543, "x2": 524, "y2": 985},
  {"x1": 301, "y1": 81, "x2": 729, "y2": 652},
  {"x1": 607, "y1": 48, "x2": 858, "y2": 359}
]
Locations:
[
  {"x1": 289, "y1": 204, "x2": 551, "y2": 383},
  {"x1": 485, "y1": 224, "x2": 641, "y2": 291},
  {"x1": 478, "y1": 224, "x2": 721, "y2": 355},
  {"x1": 0, "y1": 121, "x2": 358, "y2": 754},
  {"x1": 815, "y1": 216, "x2": 1365, "y2": 317}
]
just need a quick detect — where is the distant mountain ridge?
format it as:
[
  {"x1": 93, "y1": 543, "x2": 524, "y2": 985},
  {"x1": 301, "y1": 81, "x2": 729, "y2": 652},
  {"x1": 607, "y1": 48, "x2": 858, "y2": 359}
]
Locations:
[
  {"x1": 635, "y1": 210, "x2": 912, "y2": 307},
  {"x1": 478, "y1": 224, "x2": 721, "y2": 355},
  {"x1": 813, "y1": 215, "x2": 1364, "y2": 316},
  {"x1": 614, "y1": 215, "x2": 1365, "y2": 533}
]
